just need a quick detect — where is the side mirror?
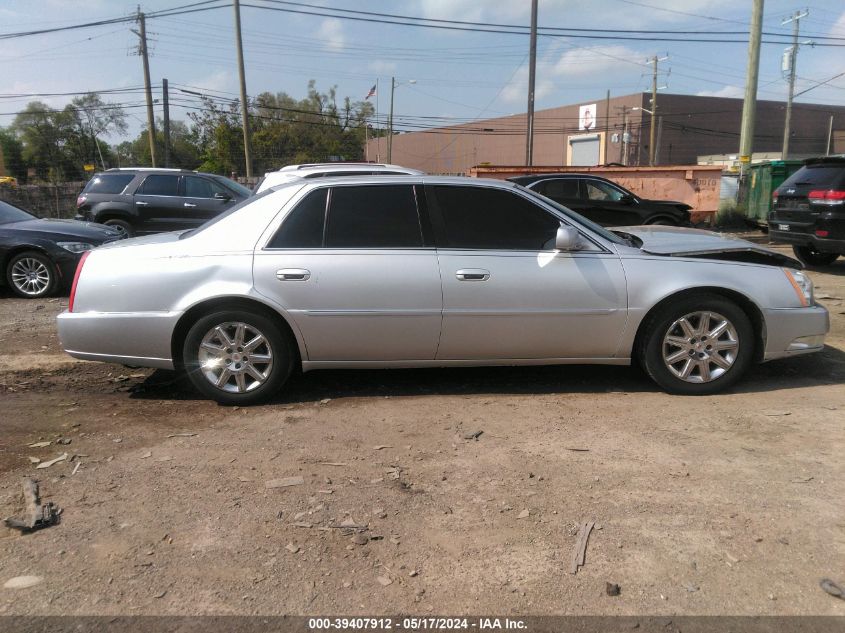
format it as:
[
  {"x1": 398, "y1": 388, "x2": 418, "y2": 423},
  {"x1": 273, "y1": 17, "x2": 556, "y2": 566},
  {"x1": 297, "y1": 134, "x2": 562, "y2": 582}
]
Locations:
[
  {"x1": 555, "y1": 225, "x2": 583, "y2": 251},
  {"x1": 620, "y1": 194, "x2": 635, "y2": 205},
  {"x1": 214, "y1": 192, "x2": 232, "y2": 201}
]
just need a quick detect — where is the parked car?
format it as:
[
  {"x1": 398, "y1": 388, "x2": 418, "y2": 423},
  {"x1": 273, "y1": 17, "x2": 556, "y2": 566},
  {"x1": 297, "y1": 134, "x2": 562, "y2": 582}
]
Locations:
[
  {"x1": 507, "y1": 174, "x2": 692, "y2": 226},
  {"x1": 58, "y1": 176, "x2": 827, "y2": 404},
  {"x1": 768, "y1": 156, "x2": 845, "y2": 267},
  {"x1": 254, "y1": 163, "x2": 425, "y2": 194},
  {"x1": 75, "y1": 168, "x2": 252, "y2": 237},
  {"x1": 0, "y1": 199, "x2": 122, "y2": 298}
]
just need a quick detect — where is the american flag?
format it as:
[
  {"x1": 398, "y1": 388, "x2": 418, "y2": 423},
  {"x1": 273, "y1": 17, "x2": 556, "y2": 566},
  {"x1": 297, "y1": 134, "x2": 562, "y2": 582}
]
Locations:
[{"x1": 365, "y1": 84, "x2": 376, "y2": 100}]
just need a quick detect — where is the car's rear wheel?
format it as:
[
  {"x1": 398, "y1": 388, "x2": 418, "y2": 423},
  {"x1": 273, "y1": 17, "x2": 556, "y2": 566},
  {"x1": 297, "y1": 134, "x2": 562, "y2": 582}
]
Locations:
[
  {"x1": 792, "y1": 245, "x2": 839, "y2": 267},
  {"x1": 646, "y1": 218, "x2": 677, "y2": 226},
  {"x1": 182, "y1": 310, "x2": 293, "y2": 405},
  {"x1": 103, "y1": 218, "x2": 134, "y2": 238},
  {"x1": 6, "y1": 251, "x2": 57, "y2": 298},
  {"x1": 639, "y1": 294, "x2": 754, "y2": 395}
]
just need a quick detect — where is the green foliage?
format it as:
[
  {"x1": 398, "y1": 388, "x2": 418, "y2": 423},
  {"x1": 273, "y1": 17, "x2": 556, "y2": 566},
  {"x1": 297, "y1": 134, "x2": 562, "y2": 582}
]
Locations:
[
  {"x1": 715, "y1": 199, "x2": 749, "y2": 228},
  {"x1": 6, "y1": 83, "x2": 374, "y2": 181}
]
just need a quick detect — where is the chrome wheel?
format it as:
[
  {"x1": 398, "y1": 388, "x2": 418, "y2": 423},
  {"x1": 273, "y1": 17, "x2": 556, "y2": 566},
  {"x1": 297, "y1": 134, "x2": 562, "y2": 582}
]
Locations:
[
  {"x1": 11, "y1": 257, "x2": 52, "y2": 296},
  {"x1": 662, "y1": 311, "x2": 739, "y2": 384},
  {"x1": 197, "y1": 321, "x2": 274, "y2": 393}
]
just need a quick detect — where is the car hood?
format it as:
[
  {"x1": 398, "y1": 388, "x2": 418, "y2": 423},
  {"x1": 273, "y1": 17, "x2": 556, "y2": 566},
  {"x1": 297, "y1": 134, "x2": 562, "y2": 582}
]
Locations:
[
  {"x1": 7, "y1": 218, "x2": 121, "y2": 242},
  {"x1": 614, "y1": 225, "x2": 801, "y2": 268}
]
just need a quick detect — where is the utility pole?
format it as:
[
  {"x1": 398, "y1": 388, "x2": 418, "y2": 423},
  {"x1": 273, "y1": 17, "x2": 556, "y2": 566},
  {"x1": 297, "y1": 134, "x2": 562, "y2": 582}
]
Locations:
[
  {"x1": 388, "y1": 77, "x2": 395, "y2": 163},
  {"x1": 782, "y1": 9, "x2": 809, "y2": 158},
  {"x1": 233, "y1": 0, "x2": 252, "y2": 178},
  {"x1": 133, "y1": 8, "x2": 157, "y2": 167},
  {"x1": 738, "y1": 0, "x2": 764, "y2": 189},
  {"x1": 648, "y1": 56, "x2": 658, "y2": 166},
  {"x1": 622, "y1": 106, "x2": 629, "y2": 165},
  {"x1": 525, "y1": 0, "x2": 538, "y2": 166},
  {"x1": 162, "y1": 78, "x2": 171, "y2": 167}
]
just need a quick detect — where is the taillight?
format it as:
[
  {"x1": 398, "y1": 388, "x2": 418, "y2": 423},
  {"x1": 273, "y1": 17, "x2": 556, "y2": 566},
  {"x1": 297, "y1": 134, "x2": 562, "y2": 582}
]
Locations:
[
  {"x1": 808, "y1": 189, "x2": 845, "y2": 203},
  {"x1": 68, "y1": 251, "x2": 90, "y2": 313},
  {"x1": 815, "y1": 230, "x2": 830, "y2": 237},
  {"x1": 772, "y1": 190, "x2": 779, "y2": 203}
]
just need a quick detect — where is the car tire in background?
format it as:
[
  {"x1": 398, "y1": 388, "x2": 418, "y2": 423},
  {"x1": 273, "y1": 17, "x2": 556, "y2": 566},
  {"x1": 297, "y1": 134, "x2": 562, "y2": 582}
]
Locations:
[
  {"x1": 182, "y1": 309, "x2": 294, "y2": 405},
  {"x1": 792, "y1": 245, "x2": 839, "y2": 268},
  {"x1": 102, "y1": 218, "x2": 134, "y2": 238},
  {"x1": 639, "y1": 294, "x2": 754, "y2": 395},
  {"x1": 6, "y1": 250, "x2": 58, "y2": 299}
]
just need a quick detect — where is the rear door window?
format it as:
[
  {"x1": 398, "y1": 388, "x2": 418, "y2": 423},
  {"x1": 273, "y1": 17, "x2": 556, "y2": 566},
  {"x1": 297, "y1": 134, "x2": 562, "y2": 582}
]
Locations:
[
  {"x1": 431, "y1": 185, "x2": 560, "y2": 250},
  {"x1": 83, "y1": 174, "x2": 135, "y2": 194},
  {"x1": 325, "y1": 185, "x2": 422, "y2": 248},
  {"x1": 267, "y1": 188, "x2": 327, "y2": 248},
  {"x1": 137, "y1": 175, "x2": 180, "y2": 196}
]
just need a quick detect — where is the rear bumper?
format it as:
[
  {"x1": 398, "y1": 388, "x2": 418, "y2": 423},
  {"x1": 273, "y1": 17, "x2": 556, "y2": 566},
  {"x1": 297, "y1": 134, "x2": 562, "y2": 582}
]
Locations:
[
  {"x1": 768, "y1": 228, "x2": 845, "y2": 253},
  {"x1": 762, "y1": 305, "x2": 830, "y2": 361},
  {"x1": 57, "y1": 310, "x2": 179, "y2": 369}
]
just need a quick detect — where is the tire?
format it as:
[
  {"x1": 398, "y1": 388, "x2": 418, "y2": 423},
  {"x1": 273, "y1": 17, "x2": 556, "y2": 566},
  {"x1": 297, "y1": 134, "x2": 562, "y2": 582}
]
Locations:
[
  {"x1": 6, "y1": 251, "x2": 58, "y2": 298},
  {"x1": 792, "y1": 245, "x2": 839, "y2": 267},
  {"x1": 182, "y1": 309, "x2": 293, "y2": 405},
  {"x1": 638, "y1": 294, "x2": 755, "y2": 395},
  {"x1": 646, "y1": 218, "x2": 677, "y2": 226},
  {"x1": 103, "y1": 218, "x2": 134, "y2": 238}
]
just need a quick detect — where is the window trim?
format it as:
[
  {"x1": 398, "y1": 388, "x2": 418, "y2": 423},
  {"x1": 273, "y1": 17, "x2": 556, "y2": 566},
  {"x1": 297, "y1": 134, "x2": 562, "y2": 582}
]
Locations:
[
  {"x1": 263, "y1": 183, "x2": 434, "y2": 251},
  {"x1": 135, "y1": 174, "x2": 182, "y2": 198},
  {"x1": 425, "y1": 183, "x2": 609, "y2": 254}
]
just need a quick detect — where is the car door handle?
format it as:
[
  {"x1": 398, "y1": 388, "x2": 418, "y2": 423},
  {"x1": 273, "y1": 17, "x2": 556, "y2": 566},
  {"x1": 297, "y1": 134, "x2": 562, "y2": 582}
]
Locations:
[
  {"x1": 276, "y1": 268, "x2": 311, "y2": 281},
  {"x1": 455, "y1": 269, "x2": 490, "y2": 281},
  {"x1": 183, "y1": 202, "x2": 197, "y2": 208},
  {"x1": 135, "y1": 201, "x2": 148, "y2": 206}
]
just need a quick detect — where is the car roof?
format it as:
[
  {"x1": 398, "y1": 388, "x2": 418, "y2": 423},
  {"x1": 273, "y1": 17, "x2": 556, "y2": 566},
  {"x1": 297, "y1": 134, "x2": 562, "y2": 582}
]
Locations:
[
  {"x1": 268, "y1": 174, "x2": 520, "y2": 192},
  {"x1": 804, "y1": 155, "x2": 845, "y2": 166},
  {"x1": 273, "y1": 162, "x2": 423, "y2": 174}
]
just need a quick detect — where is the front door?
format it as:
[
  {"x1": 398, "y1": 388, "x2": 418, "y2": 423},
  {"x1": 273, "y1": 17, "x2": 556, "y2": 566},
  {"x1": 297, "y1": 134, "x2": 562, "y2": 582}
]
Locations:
[
  {"x1": 428, "y1": 184, "x2": 628, "y2": 360},
  {"x1": 253, "y1": 183, "x2": 442, "y2": 362},
  {"x1": 183, "y1": 175, "x2": 237, "y2": 226},
  {"x1": 582, "y1": 179, "x2": 640, "y2": 226}
]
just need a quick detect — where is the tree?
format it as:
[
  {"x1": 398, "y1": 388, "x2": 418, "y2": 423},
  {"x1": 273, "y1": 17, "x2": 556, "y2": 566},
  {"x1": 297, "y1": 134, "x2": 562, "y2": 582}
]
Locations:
[
  {"x1": 0, "y1": 128, "x2": 26, "y2": 181},
  {"x1": 117, "y1": 119, "x2": 200, "y2": 169},
  {"x1": 12, "y1": 102, "x2": 76, "y2": 182},
  {"x1": 65, "y1": 93, "x2": 128, "y2": 170}
]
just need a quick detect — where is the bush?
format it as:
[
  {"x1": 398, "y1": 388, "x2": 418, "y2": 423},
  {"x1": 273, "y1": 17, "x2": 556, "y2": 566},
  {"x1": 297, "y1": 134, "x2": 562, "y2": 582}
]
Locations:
[{"x1": 715, "y1": 199, "x2": 748, "y2": 228}]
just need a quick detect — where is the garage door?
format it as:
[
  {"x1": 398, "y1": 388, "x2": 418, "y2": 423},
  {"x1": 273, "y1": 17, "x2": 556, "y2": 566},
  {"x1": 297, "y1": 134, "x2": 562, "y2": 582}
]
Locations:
[{"x1": 569, "y1": 134, "x2": 601, "y2": 166}]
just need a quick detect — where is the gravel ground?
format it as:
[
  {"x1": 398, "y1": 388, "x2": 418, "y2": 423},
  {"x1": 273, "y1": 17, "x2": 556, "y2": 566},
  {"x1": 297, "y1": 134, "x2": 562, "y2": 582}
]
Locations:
[{"x1": 0, "y1": 244, "x2": 844, "y2": 616}]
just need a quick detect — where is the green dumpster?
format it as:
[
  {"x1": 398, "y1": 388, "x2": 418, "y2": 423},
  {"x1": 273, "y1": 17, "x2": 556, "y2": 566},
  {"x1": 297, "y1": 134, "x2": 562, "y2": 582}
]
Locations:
[{"x1": 746, "y1": 160, "x2": 804, "y2": 225}]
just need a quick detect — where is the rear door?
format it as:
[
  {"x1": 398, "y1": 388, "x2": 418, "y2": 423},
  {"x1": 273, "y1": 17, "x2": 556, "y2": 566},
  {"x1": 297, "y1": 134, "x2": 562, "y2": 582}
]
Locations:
[
  {"x1": 132, "y1": 174, "x2": 184, "y2": 233},
  {"x1": 429, "y1": 184, "x2": 627, "y2": 361},
  {"x1": 253, "y1": 183, "x2": 442, "y2": 362},
  {"x1": 182, "y1": 175, "x2": 237, "y2": 226}
]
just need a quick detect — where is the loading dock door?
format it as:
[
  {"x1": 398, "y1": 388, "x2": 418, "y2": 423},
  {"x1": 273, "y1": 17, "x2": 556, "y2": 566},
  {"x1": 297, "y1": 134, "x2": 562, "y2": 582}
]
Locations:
[{"x1": 568, "y1": 133, "x2": 601, "y2": 166}]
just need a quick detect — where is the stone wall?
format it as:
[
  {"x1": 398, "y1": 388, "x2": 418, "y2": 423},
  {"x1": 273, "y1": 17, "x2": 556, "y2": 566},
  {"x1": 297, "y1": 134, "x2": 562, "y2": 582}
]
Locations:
[{"x1": 0, "y1": 182, "x2": 85, "y2": 219}]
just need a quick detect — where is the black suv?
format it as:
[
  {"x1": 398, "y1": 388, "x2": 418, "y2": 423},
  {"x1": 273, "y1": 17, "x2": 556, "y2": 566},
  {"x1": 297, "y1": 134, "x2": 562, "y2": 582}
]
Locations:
[
  {"x1": 768, "y1": 156, "x2": 844, "y2": 267},
  {"x1": 507, "y1": 174, "x2": 692, "y2": 226},
  {"x1": 75, "y1": 168, "x2": 252, "y2": 237}
]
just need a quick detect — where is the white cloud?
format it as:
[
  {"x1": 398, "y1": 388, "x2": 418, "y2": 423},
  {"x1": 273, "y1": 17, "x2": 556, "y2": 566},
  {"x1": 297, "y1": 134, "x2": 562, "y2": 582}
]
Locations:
[
  {"x1": 193, "y1": 70, "x2": 235, "y2": 95},
  {"x1": 552, "y1": 45, "x2": 645, "y2": 78},
  {"x1": 368, "y1": 60, "x2": 397, "y2": 74},
  {"x1": 316, "y1": 18, "x2": 346, "y2": 52},
  {"x1": 830, "y1": 11, "x2": 845, "y2": 38},
  {"x1": 696, "y1": 85, "x2": 744, "y2": 98},
  {"x1": 500, "y1": 66, "x2": 554, "y2": 105}
]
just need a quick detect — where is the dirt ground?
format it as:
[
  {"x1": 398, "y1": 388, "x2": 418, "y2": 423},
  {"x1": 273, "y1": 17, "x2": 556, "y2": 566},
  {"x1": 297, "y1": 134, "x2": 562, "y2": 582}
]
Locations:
[{"x1": 1, "y1": 244, "x2": 844, "y2": 616}]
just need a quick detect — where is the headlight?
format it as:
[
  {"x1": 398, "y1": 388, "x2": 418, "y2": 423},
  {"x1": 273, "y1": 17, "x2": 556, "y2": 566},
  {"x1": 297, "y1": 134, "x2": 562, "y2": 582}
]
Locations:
[
  {"x1": 57, "y1": 242, "x2": 95, "y2": 253},
  {"x1": 782, "y1": 268, "x2": 813, "y2": 307}
]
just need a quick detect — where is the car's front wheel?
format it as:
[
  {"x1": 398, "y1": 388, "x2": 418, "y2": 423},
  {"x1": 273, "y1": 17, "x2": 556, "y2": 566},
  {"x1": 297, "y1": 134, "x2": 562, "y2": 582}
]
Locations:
[
  {"x1": 6, "y1": 251, "x2": 57, "y2": 298},
  {"x1": 793, "y1": 245, "x2": 839, "y2": 267},
  {"x1": 639, "y1": 294, "x2": 754, "y2": 395},
  {"x1": 182, "y1": 310, "x2": 293, "y2": 405}
]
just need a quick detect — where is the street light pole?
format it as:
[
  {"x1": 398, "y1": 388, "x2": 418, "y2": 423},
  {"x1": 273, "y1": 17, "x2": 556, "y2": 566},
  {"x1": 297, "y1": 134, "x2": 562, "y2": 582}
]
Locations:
[{"x1": 388, "y1": 77, "x2": 395, "y2": 163}]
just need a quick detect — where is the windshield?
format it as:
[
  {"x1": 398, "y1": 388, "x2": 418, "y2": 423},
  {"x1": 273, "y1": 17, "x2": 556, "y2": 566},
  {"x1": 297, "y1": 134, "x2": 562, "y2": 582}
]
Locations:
[
  {"x1": 517, "y1": 185, "x2": 627, "y2": 246},
  {"x1": 0, "y1": 200, "x2": 35, "y2": 224},
  {"x1": 179, "y1": 188, "x2": 275, "y2": 239},
  {"x1": 212, "y1": 175, "x2": 252, "y2": 198}
]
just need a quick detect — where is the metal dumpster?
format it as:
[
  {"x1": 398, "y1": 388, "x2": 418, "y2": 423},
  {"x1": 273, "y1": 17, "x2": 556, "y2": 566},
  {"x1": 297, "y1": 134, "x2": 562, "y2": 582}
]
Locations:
[{"x1": 746, "y1": 160, "x2": 804, "y2": 225}]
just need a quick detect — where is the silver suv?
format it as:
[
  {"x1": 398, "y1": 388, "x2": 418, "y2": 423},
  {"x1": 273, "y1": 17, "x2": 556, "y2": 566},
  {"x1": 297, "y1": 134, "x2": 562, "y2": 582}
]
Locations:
[{"x1": 254, "y1": 163, "x2": 424, "y2": 193}]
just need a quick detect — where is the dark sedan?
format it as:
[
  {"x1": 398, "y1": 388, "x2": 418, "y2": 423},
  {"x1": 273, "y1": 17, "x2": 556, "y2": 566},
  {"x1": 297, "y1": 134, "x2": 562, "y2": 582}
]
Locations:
[
  {"x1": 0, "y1": 200, "x2": 123, "y2": 298},
  {"x1": 509, "y1": 174, "x2": 692, "y2": 226}
]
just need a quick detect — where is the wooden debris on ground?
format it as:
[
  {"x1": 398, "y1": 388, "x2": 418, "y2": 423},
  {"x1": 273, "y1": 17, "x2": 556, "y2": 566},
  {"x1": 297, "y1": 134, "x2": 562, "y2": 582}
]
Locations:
[{"x1": 570, "y1": 520, "x2": 595, "y2": 574}]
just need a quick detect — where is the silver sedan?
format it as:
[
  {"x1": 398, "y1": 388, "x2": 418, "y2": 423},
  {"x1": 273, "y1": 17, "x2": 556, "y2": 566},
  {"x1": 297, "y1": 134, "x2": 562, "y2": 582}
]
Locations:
[{"x1": 57, "y1": 176, "x2": 829, "y2": 404}]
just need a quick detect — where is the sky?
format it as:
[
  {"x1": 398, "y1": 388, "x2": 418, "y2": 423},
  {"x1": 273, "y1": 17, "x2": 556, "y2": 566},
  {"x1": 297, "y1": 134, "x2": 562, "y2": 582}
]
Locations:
[{"x1": 1, "y1": 0, "x2": 845, "y2": 143}]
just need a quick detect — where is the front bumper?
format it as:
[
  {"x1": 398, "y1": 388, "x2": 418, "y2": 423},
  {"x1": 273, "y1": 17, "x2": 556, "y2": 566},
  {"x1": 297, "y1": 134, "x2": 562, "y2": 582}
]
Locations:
[
  {"x1": 762, "y1": 304, "x2": 830, "y2": 361},
  {"x1": 57, "y1": 310, "x2": 180, "y2": 369}
]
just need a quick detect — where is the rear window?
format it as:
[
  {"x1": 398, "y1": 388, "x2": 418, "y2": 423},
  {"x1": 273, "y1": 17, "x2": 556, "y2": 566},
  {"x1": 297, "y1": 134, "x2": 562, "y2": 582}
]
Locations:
[
  {"x1": 780, "y1": 165, "x2": 845, "y2": 190},
  {"x1": 83, "y1": 174, "x2": 134, "y2": 194}
]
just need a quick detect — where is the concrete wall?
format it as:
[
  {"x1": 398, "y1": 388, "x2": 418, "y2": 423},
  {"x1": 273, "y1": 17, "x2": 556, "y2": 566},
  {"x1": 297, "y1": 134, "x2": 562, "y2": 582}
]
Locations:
[{"x1": 0, "y1": 183, "x2": 84, "y2": 219}]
